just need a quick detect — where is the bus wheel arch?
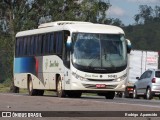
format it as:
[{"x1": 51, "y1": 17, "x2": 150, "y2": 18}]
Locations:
[{"x1": 66, "y1": 91, "x2": 82, "y2": 98}]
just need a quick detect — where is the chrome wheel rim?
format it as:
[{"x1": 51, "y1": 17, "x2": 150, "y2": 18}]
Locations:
[
  {"x1": 57, "y1": 80, "x2": 62, "y2": 94},
  {"x1": 29, "y1": 80, "x2": 32, "y2": 92}
]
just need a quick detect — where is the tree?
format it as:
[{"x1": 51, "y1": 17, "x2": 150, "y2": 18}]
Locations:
[
  {"x1": 134, "y1": 5, "x2": 160, "y2": 24},
  {"x1": 153, "y1": 6, "x2": 160, "y2": 22},
  {"x1": 134, "y1": 5, "x2": 153, "y2": 24},
  {"x1": 35, "y1": 0, "x2": 110, "y2": 23},
  {"x1": 82, "y1": 0, "x2": 110, "y2": 23},
  {"x1": 0, "y1": 0, "x2": 41, "y2": 92},
  {"x1": 124, "y1": 5, "x2": 160, "y2": 51}
]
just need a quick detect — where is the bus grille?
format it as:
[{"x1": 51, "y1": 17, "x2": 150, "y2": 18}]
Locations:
[{"x1": 82, "y1": 84, "x2": 117, "y2": 89}]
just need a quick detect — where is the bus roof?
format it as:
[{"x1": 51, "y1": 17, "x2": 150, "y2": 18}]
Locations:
[{"x1": 16, "y1": 21, "x2": 124, "y2": 37}]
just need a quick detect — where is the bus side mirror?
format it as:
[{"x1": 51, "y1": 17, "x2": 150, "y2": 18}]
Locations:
[
  {"x1": 66, "y1": 36, "x2": 72, "y2": 51},
  {"x1": 126, "y1": 39, "x2": 131, "y2": 54}
]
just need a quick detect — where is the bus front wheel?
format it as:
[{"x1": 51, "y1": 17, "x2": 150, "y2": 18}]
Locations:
[
  {"x1": 37, "y1": 90, "x2": 44, "y2": 96},
  {"x1": 67, "y1": 91, "x2": 82, "y2": 98},
  {"x1": 56, "y1": 76, "x2": 66, "y2": 97},
  {"x1": 105, "y1": 91, "x2": 115, "y2": 99}
]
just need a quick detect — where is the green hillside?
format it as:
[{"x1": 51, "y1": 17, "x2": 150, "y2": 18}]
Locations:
[{"x1": 124, "y1": 22, "x2": 160, "y2": 51}]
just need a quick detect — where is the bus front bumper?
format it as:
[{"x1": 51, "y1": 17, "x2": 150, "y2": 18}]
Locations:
[{"x1": 70, "y1": 80, "x2": 126, "y2": 92}]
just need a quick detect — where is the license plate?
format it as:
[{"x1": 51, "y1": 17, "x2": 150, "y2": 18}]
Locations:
[{"x1": 96, "y1": 84, "x2": 106, "y2": 88}]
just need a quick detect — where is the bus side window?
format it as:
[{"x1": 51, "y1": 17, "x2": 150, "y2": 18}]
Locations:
[
  {"x1": 30, "y1": 36, "x2": 34, "y2": 56},
  {"x1": 27, "y1": 36, "x2": 31, "y2": 56},
  {"x1": 55, "y1": 32, "x2": 58, "y2": 53},
  {"x1": 37, "y1": 35, "x2": 42, "y2": 55},
  {"x1": 49, "y1": 33, "x2": 54, "y2": 54},
  {"x1": 56, "y1": 32, "x2": 63, "y2": 55},
  {"x1": 45, "y1": 33, "x2": 50, "y2": 54},
  {"x1": 23, "y1": 37, "x2": 28, "y2": 56},
  {"x1": 19, "y1": 37, "x2": 24, "y2": 56},
  {"x1": 42, "y1": 34, "x2": 46, "y2": 54},
  {"x1": 35, "y1": 35, "x2": 39, "y2": 55},
  {"x1": 54, "y1": 33, "x2": 57, "y2": 54},
  {"x1": 15, "y1": 38, "x2": 20, "y2": 57}
]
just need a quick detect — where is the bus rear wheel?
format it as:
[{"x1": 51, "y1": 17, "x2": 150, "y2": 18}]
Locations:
[
  {"x1": 37, "y1": 90, "x2": 44, "y2": 96},
  {"x1": 56, "y1": 76, "x2": 66, "y2": 97},
  {"x1": 28, "y1": 77, "x2": 38, "y2": 96},
  {"x1": 67, "y1": 91, "x2": 82, "y2": 98}
]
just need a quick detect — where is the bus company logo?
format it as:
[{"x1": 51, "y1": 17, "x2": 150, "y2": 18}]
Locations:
[{"x1": 49, "y1": 60, "x2": 59, "y2": 67}]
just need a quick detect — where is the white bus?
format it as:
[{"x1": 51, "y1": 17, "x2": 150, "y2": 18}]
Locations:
[{"x1": 14, "y1": 21, "x2": 131, "y2": 99}]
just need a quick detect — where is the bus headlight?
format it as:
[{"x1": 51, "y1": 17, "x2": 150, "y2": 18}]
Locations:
[{"x1": 115, "y1": 74, "x2": 127, "y2": 82}]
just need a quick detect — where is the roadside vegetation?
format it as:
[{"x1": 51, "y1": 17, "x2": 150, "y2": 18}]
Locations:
[{"x1": 124, "y1": 5, "x2": 160, "y2": 52}]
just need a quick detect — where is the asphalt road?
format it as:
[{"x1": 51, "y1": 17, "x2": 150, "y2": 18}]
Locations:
[{"x1": 0, "y1": 93, "x2": 160, "y2": 120}]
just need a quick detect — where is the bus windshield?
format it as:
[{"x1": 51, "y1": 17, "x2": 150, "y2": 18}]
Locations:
[{"x1": 72, "y1": 33, "x2": 127, "y2": 73}]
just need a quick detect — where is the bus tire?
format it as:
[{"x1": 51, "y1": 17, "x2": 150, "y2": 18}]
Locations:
[
  {"x1": 105, "y1": 91, "x2": 115, "y2": 99},
  {"x1": 28, "y1": 76, "x2": 38, "y2": 96},
  {"x1": 56, "y1": 76, "x2": 66, "y2": 97},
  {"x1": 37, "y1": 90, "x2": 44, "y2": 96}
]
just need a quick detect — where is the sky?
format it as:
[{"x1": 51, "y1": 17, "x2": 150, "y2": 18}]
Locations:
[{"x1": 107, "y1": 0, "x2": 160, "y2": 25}]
